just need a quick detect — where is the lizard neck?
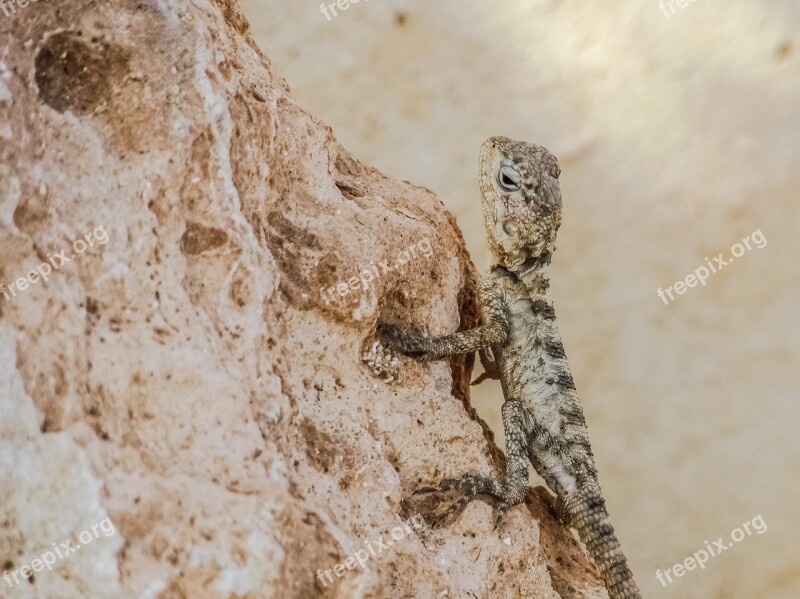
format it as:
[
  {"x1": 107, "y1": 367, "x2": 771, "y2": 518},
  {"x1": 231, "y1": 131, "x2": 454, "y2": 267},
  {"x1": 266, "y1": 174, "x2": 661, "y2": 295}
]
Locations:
[{"x1": 505, "y1": 250, "x2": 552, "y2": 297}]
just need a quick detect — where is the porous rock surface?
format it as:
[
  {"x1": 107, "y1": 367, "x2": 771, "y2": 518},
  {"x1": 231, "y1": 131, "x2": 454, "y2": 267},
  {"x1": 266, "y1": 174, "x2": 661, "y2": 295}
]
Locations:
[{"x1": 0, "y1": 1, "x2": 606, "y2": 597}]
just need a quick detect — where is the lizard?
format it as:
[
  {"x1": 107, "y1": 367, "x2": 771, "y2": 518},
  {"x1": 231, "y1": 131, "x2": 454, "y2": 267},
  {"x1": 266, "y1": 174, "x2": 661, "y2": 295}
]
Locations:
[{"x1": 371, "y1": 136, "x2": 641, "y2": 599}]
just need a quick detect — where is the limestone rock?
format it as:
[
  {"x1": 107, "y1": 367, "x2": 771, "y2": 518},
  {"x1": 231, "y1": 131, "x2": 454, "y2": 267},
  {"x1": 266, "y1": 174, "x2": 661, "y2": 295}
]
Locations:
[{"x1": 0, "y1": 1, "x2": 606, "y2": 597}]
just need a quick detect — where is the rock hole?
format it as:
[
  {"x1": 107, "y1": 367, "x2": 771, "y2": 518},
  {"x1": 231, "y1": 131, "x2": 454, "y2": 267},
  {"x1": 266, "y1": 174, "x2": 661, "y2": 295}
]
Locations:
[{"x1": 35, "y1": 31, "x2": 129, "y2": 115}]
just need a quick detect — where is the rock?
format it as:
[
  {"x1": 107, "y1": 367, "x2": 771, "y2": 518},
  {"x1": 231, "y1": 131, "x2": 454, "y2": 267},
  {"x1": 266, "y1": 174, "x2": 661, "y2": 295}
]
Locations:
[{"x1": 0, "y1": 1, "x2": 606, "y2": 597}]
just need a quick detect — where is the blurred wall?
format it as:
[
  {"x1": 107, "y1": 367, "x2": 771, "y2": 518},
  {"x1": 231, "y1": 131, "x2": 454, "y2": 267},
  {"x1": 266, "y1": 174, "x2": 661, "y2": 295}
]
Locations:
[{"x1": 240, "y1": 1, "x2": 800, "y2": 597}]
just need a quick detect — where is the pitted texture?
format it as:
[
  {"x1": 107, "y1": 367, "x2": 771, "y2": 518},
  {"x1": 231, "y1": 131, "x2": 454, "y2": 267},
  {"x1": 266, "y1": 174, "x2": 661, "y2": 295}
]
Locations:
[{"x1": 0, "y1": 3, "x2": 611, "y2": 598}]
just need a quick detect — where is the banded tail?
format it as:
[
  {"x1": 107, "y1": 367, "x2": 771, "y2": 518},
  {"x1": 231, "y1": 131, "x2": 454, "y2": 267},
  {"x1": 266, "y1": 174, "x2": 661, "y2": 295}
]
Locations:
[{"x1": 566, "y1": 487, "x2": 641, "y2": 599}]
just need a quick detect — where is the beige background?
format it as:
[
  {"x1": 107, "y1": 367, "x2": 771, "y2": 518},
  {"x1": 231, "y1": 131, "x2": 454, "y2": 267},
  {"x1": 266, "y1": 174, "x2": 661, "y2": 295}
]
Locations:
[{"x1": 240, "y1": 1, "x2": 800, "y2": 597}]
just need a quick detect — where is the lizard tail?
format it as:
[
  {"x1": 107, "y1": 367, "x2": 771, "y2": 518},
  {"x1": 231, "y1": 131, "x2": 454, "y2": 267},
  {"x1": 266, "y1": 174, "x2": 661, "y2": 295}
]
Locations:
[{"x1": 567, "y1": 487, "x2": 642, "y2": 599}]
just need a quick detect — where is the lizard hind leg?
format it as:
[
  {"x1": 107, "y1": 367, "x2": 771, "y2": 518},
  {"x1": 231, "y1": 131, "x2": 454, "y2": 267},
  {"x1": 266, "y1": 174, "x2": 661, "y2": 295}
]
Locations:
[{"x1": 414, "y1": 400, "x2": 531, "y2": 528}]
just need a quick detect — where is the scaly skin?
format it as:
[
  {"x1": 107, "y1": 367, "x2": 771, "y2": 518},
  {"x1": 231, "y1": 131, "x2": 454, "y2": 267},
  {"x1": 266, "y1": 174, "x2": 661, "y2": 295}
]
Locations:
[{"x1": 379, "y1": 137, "x2": 641, "y2": 598}]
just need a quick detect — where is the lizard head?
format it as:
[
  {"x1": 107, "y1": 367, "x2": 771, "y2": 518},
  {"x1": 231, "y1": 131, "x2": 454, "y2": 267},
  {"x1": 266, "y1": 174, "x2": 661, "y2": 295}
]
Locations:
[{"x1": 479, "y1": 136, "x2": 562, "y2": 271}]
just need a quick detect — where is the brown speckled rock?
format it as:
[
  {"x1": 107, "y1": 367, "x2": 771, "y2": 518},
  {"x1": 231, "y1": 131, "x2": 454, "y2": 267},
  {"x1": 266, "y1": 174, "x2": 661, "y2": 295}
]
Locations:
[{"x1": 0, "y1": 1, "x2": 605, "y2": 597}]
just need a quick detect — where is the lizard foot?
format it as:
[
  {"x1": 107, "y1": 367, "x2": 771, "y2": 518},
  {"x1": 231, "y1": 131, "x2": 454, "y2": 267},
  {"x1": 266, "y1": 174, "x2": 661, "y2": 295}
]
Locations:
[
  {"x1": 414, "y1": 474, "x2": 512, "y2": 528},
  {"x1": 376, "y1": 323, "x2": 432, "y2": 360}
]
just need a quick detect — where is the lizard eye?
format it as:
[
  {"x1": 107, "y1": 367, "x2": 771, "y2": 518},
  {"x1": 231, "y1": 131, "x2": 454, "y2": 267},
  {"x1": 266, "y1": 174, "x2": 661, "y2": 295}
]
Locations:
[{"x1": 497, "y1": 165, "x2": 521, "y2": 192}]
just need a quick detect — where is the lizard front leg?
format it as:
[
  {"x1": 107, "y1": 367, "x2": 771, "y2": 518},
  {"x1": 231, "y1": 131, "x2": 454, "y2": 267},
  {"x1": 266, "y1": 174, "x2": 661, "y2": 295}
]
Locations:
[
  {"x1": 379, "y1": 279, "x2": 509, "y2": 360},
  {"x1": 415, "y1": 399, "x2": 530, "y2": 528}
]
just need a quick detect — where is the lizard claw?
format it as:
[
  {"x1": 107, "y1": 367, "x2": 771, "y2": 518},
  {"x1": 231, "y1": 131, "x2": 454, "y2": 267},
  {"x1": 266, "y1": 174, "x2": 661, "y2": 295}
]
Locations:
[
  {"x1": 411, "y1": 474, "x2": 526, "y2": 531},
  {"x1": 473, "y1": 349, "x2": 502, "y2": 385},
  {"x1": 493, "y1": 503, "x2": 510, "y2": 531},
  {"x1": 412, "y1": 475, "x2": 503, "y2": 527},
  {"x1": 422, "y1": 494, "x2": 479, "y2": 528}
]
